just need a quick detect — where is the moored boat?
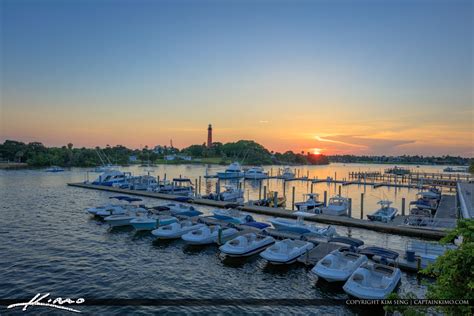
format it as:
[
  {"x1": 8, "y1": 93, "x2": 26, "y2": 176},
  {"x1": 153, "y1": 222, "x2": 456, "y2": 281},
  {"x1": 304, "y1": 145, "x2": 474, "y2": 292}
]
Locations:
[
  {"x1": 367, "y1": 200, "x2": 397, "y2": 223},
  {"x1": 295, "y1": 193, "x2": 324, "y2": 211},
  {"x1": 311, "y1": 250, "x2": 368, "y2": 282},
  {"x1": 270, "y1": 212, "x2": 337, "y2": 237},
  {"x1": 219, "y1": 233, "x2": 275, "y2": 257},
  {"x1": 321, "y1": 196, "x2": 349, "y2": 216},
  {"x1": 130, "y1": 214, "x2": 177, "y2": 231},
  {"x1": 244, "y1": 167, "x2": 268, "y2": 180},
  {"x1": 212, "y1": 209, "x2": 254, "y2": 224},
  {"x1": 181, "y1": 225, "x2": 238, "y2": 245},
  {"x1": 343, "y1": 263, "x2": 401, "y2": 299},
  {"x1": 216, "y1": 162, "x2": 245, "y2": 179},
  {"x1": 152, "y1": 221, "x2": 205, "y2": 239},
  {"x1": 260, "y1": 239, "x2": 314, "y2": 264}
]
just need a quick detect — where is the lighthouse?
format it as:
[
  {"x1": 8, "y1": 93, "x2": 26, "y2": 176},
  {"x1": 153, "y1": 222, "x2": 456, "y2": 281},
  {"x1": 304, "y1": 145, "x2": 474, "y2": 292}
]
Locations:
[{"x1": 207, "y1": 124, "x2": 212, "y2": 148}]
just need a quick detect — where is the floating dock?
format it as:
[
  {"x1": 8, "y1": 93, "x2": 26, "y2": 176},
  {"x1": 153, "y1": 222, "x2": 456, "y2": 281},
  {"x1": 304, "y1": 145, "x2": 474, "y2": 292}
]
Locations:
[{"x1": 68, "y1": 182, "x2": 449, "y2": 240}]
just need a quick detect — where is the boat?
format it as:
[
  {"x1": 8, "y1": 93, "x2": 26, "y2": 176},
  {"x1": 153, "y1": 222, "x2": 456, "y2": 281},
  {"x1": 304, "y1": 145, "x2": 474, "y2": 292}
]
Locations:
[
  {"x1": 443, "y1": 166, "x2": 468, "y2": 173},
  {"x1": 151, "y1": 221, "x2": 206, "y2": 239},
  {"x1": 270, "y1": 212, "x2": 337, "y2": 237},
  {"x1": 409, "y1": 197, "x2": 438, "y2": 212},
  {"x1": 163, "y1": 203, "x2": 203, "y2": 217},
  {"x1": 311, "y1": 250, "x2": 368, "y2": 282},
  {"x1": 129, "y1": 175, "x2": 158, "y2": 191},
  {"x1": 45, "y1": 166, "x2": 64, "y2": 172},
  {"x1": 343, "y1": 263, "x2": 401, "y2": 299},
  {"x1": 295, "y1": 193, "x2": 324, "y2": 211},
  {"x1": 405, "y1": 240, "x2": 456, "y2": 268},
  {"x1": 385, "y1": 166, "x2": 410, "y2": 175},
  {"x1": 203, "y1": 185, "x2": 244, "y2": 202},
  {"x1": 279, "y1": 167, "x2": 295, "y2": 180},
  {"x1": 94, "y1": 196, "x2": 144, "y2": 217},
  {"x1": 219, "y1": 233, "x2": 275, "y2": 257},
  {"x1": 104, "y1": 208, "x2": 148, "y2": 227},
  {"x1": 130, "y1": 214, "x2": 177, "y2": 231},
  {"x1": 253, "y1": 191, "x2": 286, "y2": 207},
  {"x1": 91, "y1": 170, "x2": 129, "y2": 187},
  {"x1": 321, "y1": 196, "x2": 349, "y2": 216},
  {"x1": 367, "y1": 200, "x2": 398, "y2": 223},
  {"x1": 244, "y1": 167, "x2": 268, "y2": 180},
  {"x1": 86, "y1": 204, "x2": 125, "y2": 217},
  {"x1": 216, "y1": 162, "x2": 245, "y2": 179},
  {"x1": 260, "y1": 239, "x2": 314, "y2": 264},
  {"x1": 155, "y1": 178, "x2": 194, "y2": 196},
  {"x1": 212, "y1": 209, "x2": 254, "y2": 224},
  {"x1": 181, "y1": 225, "x2": 238, "y2": 245}
]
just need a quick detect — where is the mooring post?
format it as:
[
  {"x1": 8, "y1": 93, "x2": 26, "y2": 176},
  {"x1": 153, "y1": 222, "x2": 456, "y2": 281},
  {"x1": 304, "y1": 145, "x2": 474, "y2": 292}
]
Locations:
[
  {"x1": 402, "y1": 198, "x2": 406, "y2": 216},
  {"x1": 324, "y1": 191, "x2": 327, "y2": 206},
  {"x1": 259, "y1": 181, "x2": 262, "y2": 200},
  {"x1": 263, "y1": 186, "x2": 267, "y2": 200},
  {"x1": 335, "y1": 172, "x2": 337, "y2": 180},
  {"x1": 157, "y1": 175, "x2": 160, "y2": 185},
  {"x1": 270, "y1": 168, "x2": 273, "y2": 177},
  {"x1": 310, "y1": 182, "x2": 314, "y2": 194},
  {"x1": 198, "y1": 176, "x2": 201, "y2": 195},
  {"x1": 164, "y1": 173, "x2": 167, "y2": 180},
  {"x1": 194, "y1": 179, "x2": 198, "y2": 197},
  {"x1": 216, "y1": 180, "x2": 220, "y2": 194},
  {"x1": 338, "y1": 185, "x2": 341, "y2": 196},
  {"x1": 292, "y1": 186, "x2": 295, "y2": 210},
  {"x1": 273, "y1": 191, "x2": 278, "y2": 208},
  {"x1": 348, "y1": 198, "x2": 352, "y2": 217},
  {"x1": 360, "y1": 193, "x2": 364, "y2": 219}
]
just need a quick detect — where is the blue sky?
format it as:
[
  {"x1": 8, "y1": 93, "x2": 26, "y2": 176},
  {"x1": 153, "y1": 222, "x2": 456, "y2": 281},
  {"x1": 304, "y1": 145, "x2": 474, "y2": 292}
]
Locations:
[{"x1": 1, "y1": 0, "x2": 473, "y2": 155}]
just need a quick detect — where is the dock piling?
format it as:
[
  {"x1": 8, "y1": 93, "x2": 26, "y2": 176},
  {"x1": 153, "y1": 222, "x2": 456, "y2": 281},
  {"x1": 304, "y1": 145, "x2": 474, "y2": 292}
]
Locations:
[
  {"x1": 194, "y1": 179, "x2": 198, "y2": 197},
  {"x1": 348, "y1": 198, "x2": 352, "y2": 218},
  {"x1": 259, "y1": 181, "x2": 262, "y2": 200},
  {"x1": 273, "y1": 191, "x2": 278, "y2": 208},
  {"x1": 402, "y1": 198, "x2": 406, "y2": 216},
  {"x1": 338, "y1": 185, "x2": 341, "y2": 196},
  {"x1": 292, "y1": 186, "x2": 295, "y2": 210},
  {"x1": 198, "y1": 176, "x2": 201, "y2": 195},
  {"x1": 360, "y1": 193, "x2": 364, "y2": 219},
  {"x1": 323, "y1": 191, "x2": 327, "y2": 206},
  {"x1": 310, "y1": 182, "x2": 314, "y2": 194},
  {"x1": 263, "y1": 186, "x2": 267, "y2": 201}
]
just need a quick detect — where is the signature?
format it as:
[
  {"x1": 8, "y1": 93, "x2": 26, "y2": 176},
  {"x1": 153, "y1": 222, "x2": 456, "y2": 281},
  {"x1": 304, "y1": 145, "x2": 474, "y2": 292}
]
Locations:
[{"x1": 7, "y1": 293, "x2": 85, "y2": 313}]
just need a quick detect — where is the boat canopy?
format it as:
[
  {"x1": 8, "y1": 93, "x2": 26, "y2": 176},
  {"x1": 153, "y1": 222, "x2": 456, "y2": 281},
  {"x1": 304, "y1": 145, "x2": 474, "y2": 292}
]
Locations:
[
  {"x1": 329, "y1": 237, "x2": 364, "y2": 247},
  {"x1": 152, "y1": 206, "x2": 170, "y2": 211},
  {"x1": 359, "y1": 246, "x2": 399, "y2": 260}
]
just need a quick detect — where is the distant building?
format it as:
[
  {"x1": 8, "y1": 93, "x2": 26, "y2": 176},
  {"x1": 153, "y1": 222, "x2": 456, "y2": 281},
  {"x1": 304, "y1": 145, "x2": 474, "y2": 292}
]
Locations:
[
  {"x1": 164, "y1": 154, "x2": 176, "y2": 161},
  {"x1": 164, "y1": 154, "x2": 192, "y2": 161},
  {"x1": 153, "y1": 145, "x2": 165, "y2": 154},
  {"x1": 207, "y1": 124, "x2": 213, "y2": 148},
  {"x1": 129, "y1": 155, "x2": 138, "y2": 162}
]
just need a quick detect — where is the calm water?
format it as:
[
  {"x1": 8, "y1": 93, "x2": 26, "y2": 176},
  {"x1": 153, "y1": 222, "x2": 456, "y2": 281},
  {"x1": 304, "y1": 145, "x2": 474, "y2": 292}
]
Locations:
[{"x1": 0, "y1": 164, "x2": 438, "y2": 315}]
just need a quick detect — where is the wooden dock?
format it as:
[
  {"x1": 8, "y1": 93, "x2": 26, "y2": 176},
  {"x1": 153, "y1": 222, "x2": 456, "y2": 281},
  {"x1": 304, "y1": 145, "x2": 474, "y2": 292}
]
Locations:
[{"x1": 68, "y1": 182, "x2": 450, "y2": 239}]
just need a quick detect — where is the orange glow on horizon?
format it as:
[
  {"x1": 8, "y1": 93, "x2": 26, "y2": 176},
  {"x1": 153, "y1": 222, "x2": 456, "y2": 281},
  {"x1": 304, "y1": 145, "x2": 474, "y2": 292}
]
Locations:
[{"x1": 312, "y1": 148, "x2": 322, "y2": 155}]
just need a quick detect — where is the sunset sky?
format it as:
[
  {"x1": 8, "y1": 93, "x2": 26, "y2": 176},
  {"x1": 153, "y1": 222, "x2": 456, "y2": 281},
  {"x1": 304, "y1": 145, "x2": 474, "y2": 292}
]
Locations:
[{"x1": 1, "y1": 0, "x2": 473, "y2": 156}]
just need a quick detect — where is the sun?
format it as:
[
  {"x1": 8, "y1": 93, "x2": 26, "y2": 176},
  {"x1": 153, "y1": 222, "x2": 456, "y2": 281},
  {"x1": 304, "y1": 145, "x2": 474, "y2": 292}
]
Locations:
[{"x1": 312, "y1": 148, "x2": 322, "y2": 155}]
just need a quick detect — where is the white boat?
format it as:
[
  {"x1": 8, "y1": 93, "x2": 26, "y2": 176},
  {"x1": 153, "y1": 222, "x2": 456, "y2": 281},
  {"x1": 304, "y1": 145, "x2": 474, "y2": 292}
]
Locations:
[
  {"x1": 130, "y1": 214, "x2": 177, "y2": 231},
  {"x1": 216, "y1": 162, "x2": 245, "y2": 179},
  {"x1": 86, "y1": 204, "x2": 123, "y2": 216},
  {"x1": 151, "y1": 221, "x2": 205, "y2": 239},
  {"x1": 321, "y1": 196, "x2": 349, "y2": 216},
  {"x1": 270, "y1": 212, "x2": 337, "y2": 237},
  {"x1": 92, "y1": 170, "x2": 129, "y2": 187},
  {"x1": 95, "y1": 206, "x2": 128, "y2": 217},
  {"x1": 280, "y1": 167, "x2": 295, "y2": 180},
  {"x1": 45, "y1": 166, "x2": 64, "y2": 172},
  {"x1": 181, "y1": 225, "x2": 238, "y2": 245},
  {"x1": 367, "y1": 200, "x2": 398, "y2": 223},
  {"x1": 311, "y1": 250, "x2": 368, "y2": 282},
  {"x1": 260, "y1": 239, "x2": 314, "y2": 264},
  {"x1": 343, "y1": 263, "x2": 401, "y2": 299},
  {"x1": 295, "y1": 193, "x2": 324, "y2": 211},
  {"x1": 212, "y1": 209, "x2": 254, "y2": 224},
  {"x1": 155, "y1": 178, "x2": 194, "y2": 196},
  {"x1": 164, "y1": 203, "x2": 203, "y2": 217},
  {"x1": 104, "y1": 208, "x2": 147, "y2": 227},
  {"x1": 219, "y1": 233, "x2": 275, "y2": 257},
  {"x1": 244, "y1": 167, "x2": 268, "y2": 180},
  {"x1": 204, "y1": 185, "x2": 244, "y2": 202}
]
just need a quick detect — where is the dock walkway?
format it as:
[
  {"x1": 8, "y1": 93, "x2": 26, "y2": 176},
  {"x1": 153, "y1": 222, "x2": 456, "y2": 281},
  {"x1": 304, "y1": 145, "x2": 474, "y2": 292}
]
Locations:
[{"x1": 68, "y1": 182, "x2": 449, "y2": 240}]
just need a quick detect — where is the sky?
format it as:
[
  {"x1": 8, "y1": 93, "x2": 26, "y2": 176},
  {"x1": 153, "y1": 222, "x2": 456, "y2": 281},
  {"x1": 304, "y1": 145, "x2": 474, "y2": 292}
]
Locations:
[{"x1": 1, "y1": 0, "x2": 473, "y2": 156}]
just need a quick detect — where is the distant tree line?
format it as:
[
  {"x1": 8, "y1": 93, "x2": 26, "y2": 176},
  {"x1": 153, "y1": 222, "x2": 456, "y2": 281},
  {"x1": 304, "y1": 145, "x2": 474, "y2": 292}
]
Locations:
[
  {"x1": 181, "y1": 140, "x2": 329, "y2": 165},
  {"x1": 328, "y1": 154, "x2": 471, "y2": 165},
  {"x1": 0, "y1": 139, "x2": 329, "y2": 167}
]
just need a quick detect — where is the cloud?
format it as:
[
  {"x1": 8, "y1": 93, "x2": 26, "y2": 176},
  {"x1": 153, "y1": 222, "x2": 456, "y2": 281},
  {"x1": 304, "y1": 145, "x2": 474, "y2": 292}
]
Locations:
[{"x1": 315, "y1": 135, "x2": 416, "y2": 155}]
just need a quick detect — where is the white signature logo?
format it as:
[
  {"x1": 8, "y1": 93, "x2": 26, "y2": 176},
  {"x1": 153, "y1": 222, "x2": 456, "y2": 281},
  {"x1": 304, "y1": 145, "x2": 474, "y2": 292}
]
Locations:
[{"x1": 7, "y1": 293, "x2": 85, "y2": 313}]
